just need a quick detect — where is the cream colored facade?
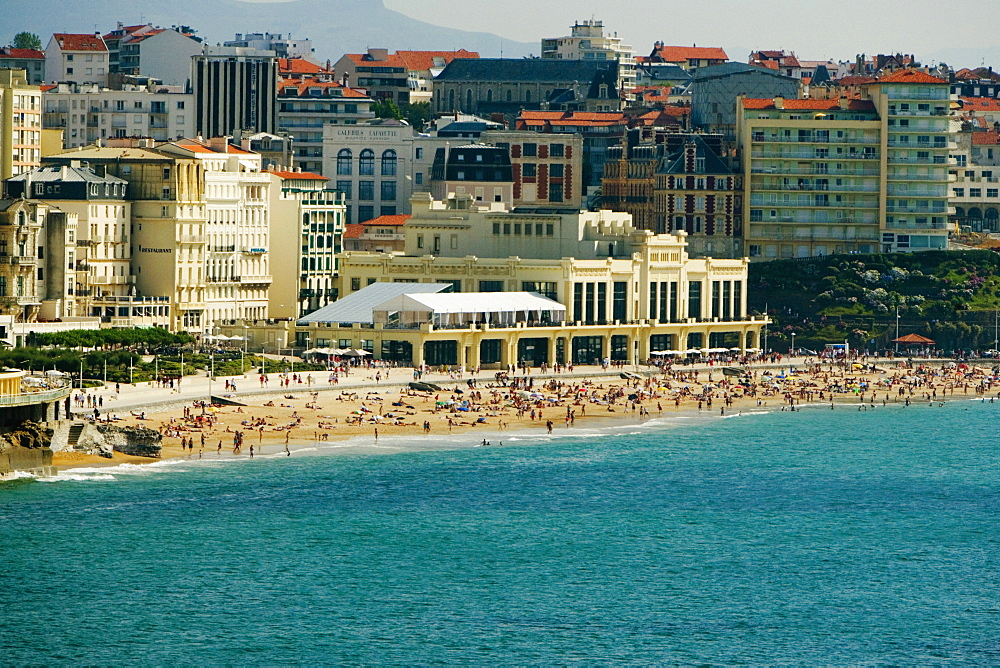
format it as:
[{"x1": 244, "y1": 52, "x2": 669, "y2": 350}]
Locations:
[
  {"x1": 43, "y1": 143, "x2": 207, "y2": 332},
  {"x1": 158, "y1": 138, "x2": 272, "y2": 328},
  {"x1": 0, "y1": 69, "x2": 42, "y2": 181},
  {"x1": 313, "y1": 194, "x2": 764, "y2": 367},
  {"x1": 738, "y1": 72, "x2": 958, "y2": 259},
  {"x1": 541, "y1": 20, "x2": 636, "y2": 99}
]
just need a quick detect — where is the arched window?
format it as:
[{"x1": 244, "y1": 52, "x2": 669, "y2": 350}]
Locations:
[
  {"x1": 336, "y1": 149, "x2": 352, "y2": 175},
  {"x1": 359, "y1": 149, "x2": 374, "y2": 175},
  {"x1": 506, "y1": 89, "x2": 512, "y2": 102},
  {"x1": 524, "y1": 89, "x2": 531, "y2": 103},
  {"x1": 465, "y1": 89, "x2": 473, "y2": 112},
  {"x1": 448, "y1": 89, "x2": 455, "y2": 110},
  {"x1": 317, "y1": 235, "x2": 324, "y2": 248},
  {"x1": 381, "y1": 149, "x2": 397, "y2": 176},
  {"x1": 486, "y1": 89, "x2": 493, "y2": 102}
]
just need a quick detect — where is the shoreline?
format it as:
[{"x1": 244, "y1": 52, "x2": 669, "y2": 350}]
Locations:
[{"x1": 43, "y1": 357, "x2": 999, "y2": 476}]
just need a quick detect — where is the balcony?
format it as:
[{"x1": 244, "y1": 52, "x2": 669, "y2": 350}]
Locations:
[
  {"x1": 752, "y1": 150, "x2": 879, "y2": 160},
  {"x1": 0, "y1": 255, "x2": 36, "y2": 265},
  {"x1": 177, "y1": 234, "x2": 206, "y2": 243},
  {"x1": 886, "y1": 206, "x2": 949, "y2": 214},
  {"x1": 887, "y1": 189, "x2": 948, "y2": 197},
  {"x1": 240, "y1": 275, "x2": 272, "y2": 284},
  {"x1": 752, "y1": 182, "x2": 878, "y2": 193},
  {"x1": 90, "y1": 275, "x2": 135, "y2": 285},
  {"x1": 76, "y1": 239, "x2": 94, "y2": 247},
  {"x1": 753, "y1": 135, "x2": 879, "y2": 145},
  {"x1": 242, "y1": 247, "x2": 266, "y2": 254},
  {"x1": 750, "y1": 166, "x2": 880, "y2": 177},
  {"x1": 888, "y1": 173, "x2": 949, "y2": 182},
  {"x1": 209, "y1": 245, "x2": 236, "y2": 252}
]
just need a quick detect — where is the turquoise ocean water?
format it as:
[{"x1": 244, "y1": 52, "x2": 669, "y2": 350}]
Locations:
[{"x1": 2, "y1": 401, "x2": 1000, "y2": 664}]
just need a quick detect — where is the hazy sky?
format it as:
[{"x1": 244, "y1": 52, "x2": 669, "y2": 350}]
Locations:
[{"x1": 382, "y1": 0, "x2": 998, "y2": 66}]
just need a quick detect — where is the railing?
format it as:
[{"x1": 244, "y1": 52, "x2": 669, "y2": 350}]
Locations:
[
  {"x1": 750, "y1": 167, "x2": 880, "y2": 176},
  {"x1": 177, "y1": 235, "x2": 206, "y2": 243},
  {"x1": 752, "y1": 151, "x2": 878, "y2": 160},
  {"x1": 0, "y1": 387, "x2": 71, "y2": 407},
  {"x1": 90, "y1": 275, "x2": 135, "y2": 285},
  {"x1": 0, "y1": 256, "x2": 35, "y2": 265},
  {"x1": 751, "y1": 183, "x2": 879, "y2": 193},
  {"x1": 884, "y1": 222, "x2": 950, "y2": 230},
  {"x1": 753, "y1": 135, "x2": 879, "y2": 144},
  {"x1": 886, "y1": 206, "x2": 949, "y2": 214},
  {"x1": 76, "y1": 239, "x2": 94, "y2": 247},
  {"x1": 888, "y1": 173, "x2": 949, "y2": 181},
  {"x1": 90, "y1": 295, "x2": 169, "y2": 303},
  {"x1": 240, "y1": 275, "x2": 271, "y2": 283},
  {"x1": 209, "y1": 245, "x2": 236, "y2": 252}
]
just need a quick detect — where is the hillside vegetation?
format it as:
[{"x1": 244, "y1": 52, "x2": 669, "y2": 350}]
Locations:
[{"x1": 748, "y1": 251, "x2": 1000, "y2": 353}]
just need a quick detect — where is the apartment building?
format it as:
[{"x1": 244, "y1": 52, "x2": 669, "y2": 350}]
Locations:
[
  {"x1": 192, "y1": 46, "x2": 278, "y2": 138},
  {"x1": 5, "y1": 164, "x2": 142, "y2": 323},
  {"x1": 603, "y1": 132, "x2": 741, "y2": 258},
  {"x1": 45, "y1": 33, "x2": 108, "y2": 86},
  {"x1": 158, "y1": 138, "x2": 271, "y2": 326},
  {"x1": 738, "y1": 69, "x2": 956, "y2": 259},
  {"x1": 541, "y1": 20, "x2": 636, "y2": 99},
  {"x1": 42, "y1": 83, "x2": 194, "y2": 147},
  {"x1": 277, "y1": 77, "x2": 375, "y2": 174},
  {"x1": 333, "y1": 48, "x2": 478, "y2": 105},
  {"x1": 0, "y1": 48, "x2": 45, "y2": 85},
  {"x1": 265, "y1": 166, "x2": 346, "y2": 319},
  {"x1": 43, "y1": 142, "x2": 208, "y2": 332},
  {"x1": 482, "y1": 130, "x2": 584, "y2": 209},
  {"x1": 0, "y1": 69, "x2": 42, "y2": 180},
  {"x1": 0, "y1": 198, "x2": 43, "y2": 321},
  {"x1": 645, "y1": 44, "x2": 728, "y2": 71}
]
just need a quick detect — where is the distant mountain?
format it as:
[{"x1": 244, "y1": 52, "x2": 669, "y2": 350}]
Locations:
[{"x1": 3, "y1": 0, "x2": 535, "y2": 63}]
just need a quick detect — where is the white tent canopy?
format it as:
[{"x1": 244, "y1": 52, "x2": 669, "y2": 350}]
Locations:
[{"x1": 373, "y1": 291, "x2": 566, "y2": 328}]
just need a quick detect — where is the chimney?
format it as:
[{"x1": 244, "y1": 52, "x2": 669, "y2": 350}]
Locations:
[
  {"x1": 839, "y1": 97, "x2": 849, "y2": 110},
  {"x1": 208, "y1": 136, "x2": 231, "y2": 153},
  {"x1": 773, "y1": 97, "x2": 784, "y2": 109}
]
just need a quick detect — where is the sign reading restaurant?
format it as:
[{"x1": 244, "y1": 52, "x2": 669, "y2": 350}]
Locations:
[{"x1": 138, "y1": 246, "x2": 172, "y2": 253}]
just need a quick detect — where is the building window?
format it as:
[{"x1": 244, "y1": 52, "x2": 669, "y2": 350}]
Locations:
[
  {"x1": 549, "y1": 183, "x2": 563, "y2": 202},
  {"x1": 523, "y1": 143, "x2": 537, "y2": 157},
  {"x1": 550, "y1": 143, "x2": 564, "y2": 157},
  {"x1": 351, "y1": 277, "x2": 361, "y2": 291},
  {"x1": 381, "y1": 149, "x2": 397, "y2": 176},
  {"x1": 359, "y1": 181, "x2": 374, "y2": 200},
  {"x1": 358, "y1": 205, "x2": 374, "y2": 223},
  {"x1": 479, "y1": 280, "x2": 504, "y2": 292},
  {"x1": 380, "y1": 181, "x2": 396, "y2": 200},
  {"x1": 359, "y1": 149, "x2": 375, "y2": 175},
  {"x1": 336, "y1": 180, "x2": 352, "y2": 199},
  {"x1": 523, "y1": 163, "x2": 537, "y2": 178},
  {"x1": 415, "y1": 147, "x2": 423, "y2": 159},
  {"x1": 550, "y1": 163, "x2": 564, "y2": 178},
  {"x1": 337, "y1": 149, "x2": 352, "y2": 175},
  {"x1": 414, "y1": 172, "x2": 423, "y2": 185}
]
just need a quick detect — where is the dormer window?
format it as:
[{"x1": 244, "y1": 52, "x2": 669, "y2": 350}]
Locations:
[{"x1": 308, "y1": 87, "x2": 322, "y2": 96}]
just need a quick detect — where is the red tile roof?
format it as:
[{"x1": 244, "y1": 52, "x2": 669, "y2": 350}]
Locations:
[
  {"x1": 652, "y1": 45, "x2": 728, "y2": 62},
  {"x1": 362, "y1": 214, "x2": 410, "y2": 227},
  {"x1": 397, "y1": 49, "x2": 478, "y2": 72},
  {"x1": 173, "y1": 138, "x2": 253, "y2": 154},
  {"x1": 278, "y1": 77, "x2": 370, "y2": 98},
  {"x1": 40, "y1": 84, "x2": 57, "y2": 92},
  {"x1": 742, "y1": 98, "x2": 876, "y2": 111},
  {"x1": 344, "y1": 52, "x2": 407, "y2": 68},
  {"x1": 955, "y1": 68, "x2": 978, "y2": 80},
  {"x1": 53, "y1": 33, "x2": 107, "y2": 52},
  {"x1": 278, "y1": 57, "x2": 327, "y2": 75},
  {"x1": 973, "y1": 131, "x2": 1000, "y2": 145},
  {"x1": 0, "y1": 48, "x2": 44, "y2": 60},
  {"x1": 961, "y1": 97, "x2": 1000, "y2": 112},
  {"x1": 343, "y1": 223, "x2": 364, "y2": 239},
  {"x1": 871, "y1": 69, "x2": 947, "y2": 84},
  {"x1": 756, "y1": 60, "x2": 779, "y2": 71}
]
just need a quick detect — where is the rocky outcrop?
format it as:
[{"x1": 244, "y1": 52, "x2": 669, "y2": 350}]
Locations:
[
  {"x1": 77, "y1": 424, "x2": 161, "y2": 458},
  {"x1": 0, "y1": 421, "x2": 54, "y2": 475}
]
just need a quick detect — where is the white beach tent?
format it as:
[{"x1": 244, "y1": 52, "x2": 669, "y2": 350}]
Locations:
[{"x1": 373, "y1": 291, "x2": 566, "y2": 328}]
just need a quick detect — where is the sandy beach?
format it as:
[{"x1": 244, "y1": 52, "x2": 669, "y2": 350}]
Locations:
[{"x1": 52, "y1": 357, "x2": 1000, "y2": 470}]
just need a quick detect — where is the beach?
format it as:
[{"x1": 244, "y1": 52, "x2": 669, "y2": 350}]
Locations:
[{"x1": 52, "y1": 356, "x2": 1000, "y2": 470}]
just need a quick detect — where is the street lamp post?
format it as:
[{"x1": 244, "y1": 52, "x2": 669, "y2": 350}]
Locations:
[
  {"x1": 790, "y1": 332, "x2": 795, "y2": 358},
  {"x1": 129, "y1": 356, "x2": 133, "y2": 385},
  {"x1": 895, "y1": 304, "x2": 899, "y2": 353}
]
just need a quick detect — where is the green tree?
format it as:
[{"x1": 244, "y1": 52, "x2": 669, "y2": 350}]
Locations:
[
  {"x1": 12, "y1": 32, "x2": 41, "y2": 50},
  {"x1": 371, "y1": 98, "x2": 403, "y2": 120},
  {"x1": 404, "y1": 101, "x2": 431, "y2": 131}
]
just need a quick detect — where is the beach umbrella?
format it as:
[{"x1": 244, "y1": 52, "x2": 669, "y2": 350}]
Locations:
[{"x1": 686, "y1": 348, "x2": 703, "y2": 354}]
